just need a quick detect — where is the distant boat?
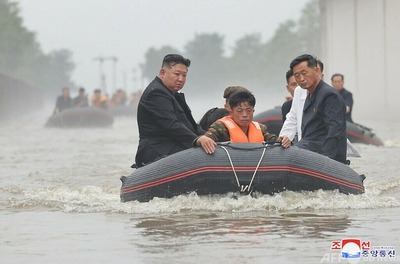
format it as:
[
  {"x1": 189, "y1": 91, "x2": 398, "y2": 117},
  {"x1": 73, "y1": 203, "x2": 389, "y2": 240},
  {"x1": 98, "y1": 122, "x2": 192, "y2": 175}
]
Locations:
[
  {"x1": 120, "y1": 143, "x2": 365, "y2": 203},
  {"x1": 45, "y1": 107, "x2": 114, "y2": 128},
  {"x1": 254, "y1": 106, "x2": 384, "y2": 146}
]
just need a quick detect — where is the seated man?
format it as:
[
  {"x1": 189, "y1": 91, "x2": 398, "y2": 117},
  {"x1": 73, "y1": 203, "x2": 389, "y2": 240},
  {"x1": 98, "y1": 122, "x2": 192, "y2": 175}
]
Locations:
[
  {"x1": 91, "y1": 89, "x2": 108, "y2": 109},
  {"x1": 109, "y1": 89, "x2": 127, "y2": 106},
  {"x1": 280, "y1": 60, "x2": 324, "y2": 144},
  {"x1": 281, "y1": 69, "x2": 298, "y2": 121},
  {"x1": 134, "y1": 54, "x2": 214, "y2": 167},
  {"x1": 129, "y1": 90, "x2": 142, "y2": 106},
  {"x1": 199, "y1": 86, "x2": 249, "y2": 130},
  {"x1": 53, "y1": 87, "x2": 72, "y2": 115},
  {"x1": 289, "y1": 54, "x2": 347, "y2": 163},
  {"x1": 73, "y1": 87, "x2": 89, "y2": 107},
  {"x1": 196, "y1": 91, "x2": 288, "y2": 154}
]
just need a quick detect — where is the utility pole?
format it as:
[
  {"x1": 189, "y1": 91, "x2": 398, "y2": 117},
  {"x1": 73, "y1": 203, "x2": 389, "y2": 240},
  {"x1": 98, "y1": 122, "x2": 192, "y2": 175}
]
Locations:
[
  {"x1": 132, "y1": 68, "x2": 137, "y2": 91},
  {"x1": 105, "y1": 56, "x2": 118, "y2": 94},
  {"x1": 93, "y1": 56, "x2": 107, "y2": 94},
  {"x1": 122, "y1": 71, "x2": 127, "y2": 92}
]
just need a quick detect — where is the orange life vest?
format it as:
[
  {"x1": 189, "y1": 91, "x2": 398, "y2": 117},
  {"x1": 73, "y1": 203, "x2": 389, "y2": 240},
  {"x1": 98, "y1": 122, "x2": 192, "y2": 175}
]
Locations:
[{"x1": 219, "y1": 116, "x2": 264, "y2": 143}]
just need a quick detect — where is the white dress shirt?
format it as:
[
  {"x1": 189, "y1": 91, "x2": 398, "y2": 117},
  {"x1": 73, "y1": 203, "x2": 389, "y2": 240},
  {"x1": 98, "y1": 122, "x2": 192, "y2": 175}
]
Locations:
[{"x1": 279, "y1": 86, "x2": 308, "y2": 141}]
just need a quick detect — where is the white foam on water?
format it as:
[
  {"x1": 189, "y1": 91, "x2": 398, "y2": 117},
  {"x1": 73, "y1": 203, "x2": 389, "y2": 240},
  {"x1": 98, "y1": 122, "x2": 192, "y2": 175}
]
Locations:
[
  {"x1": 384, "y1": 139, "x2": 400, "y2": 147},
  {"x1": 5, "y1": 177, "x2": 400, "y2": 215},
  {"x1": 2, "y1": 110, "x2": 400, "y2": 215}
]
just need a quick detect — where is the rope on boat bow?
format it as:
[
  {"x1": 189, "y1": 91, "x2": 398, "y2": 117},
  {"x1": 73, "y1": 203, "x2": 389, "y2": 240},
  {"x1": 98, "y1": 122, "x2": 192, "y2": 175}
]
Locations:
[{"x1": 220, "y1": 144, "x2": 267, "y2": 194}]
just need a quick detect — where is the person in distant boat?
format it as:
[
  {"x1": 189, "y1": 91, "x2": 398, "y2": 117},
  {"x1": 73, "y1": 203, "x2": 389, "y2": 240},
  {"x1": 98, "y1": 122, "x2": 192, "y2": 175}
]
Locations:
[
  {"x1": 199, "y1": 86, "x2": 250, "y2": 130},
  {"x1": 281, "y1": 69, "x2": 298, "y2": 121},
  {"x1": 331, "y1": 73, "x2": 354, "y2": 123},
  {"x1": 196, "y1": 91, "x2": 287, "y2": 154},
  {"x1": 287, "y1": 54, "x2": 347, "y2": 163},
  {"x1": 129, "y1": 90, "x2": 142, "y2": 106},
  {"x1": 53, "y1": 87, "x2": 72, "y2": 115},
  {"x1": 109, "y1": 89, "x2": 127, "y2": 106},
  {"x1": 91, "y1": 89, "x2": 108, "y2": 109},
  {"x1": 73, "y1": 87, "x2": 89, "y2": 107},
  {"x1": 134, "y1": 54, "x2": 214, "y2": 167}
]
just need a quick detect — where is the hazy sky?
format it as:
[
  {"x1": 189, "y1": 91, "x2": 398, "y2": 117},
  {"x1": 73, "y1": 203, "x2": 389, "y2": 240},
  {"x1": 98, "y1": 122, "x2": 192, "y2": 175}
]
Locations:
[{"x1": 15, "y1": 0, "x2": 309, "y2": 93}]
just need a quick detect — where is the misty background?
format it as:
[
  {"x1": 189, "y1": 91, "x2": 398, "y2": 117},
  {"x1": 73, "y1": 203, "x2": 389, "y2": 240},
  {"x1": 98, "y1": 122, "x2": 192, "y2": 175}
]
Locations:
[
  {"x1": 0, "y1": 0, "x2": 317, "y2": 119},
  {"x1": 1, "y1": 0, "x2": 399, "y2": 121}
]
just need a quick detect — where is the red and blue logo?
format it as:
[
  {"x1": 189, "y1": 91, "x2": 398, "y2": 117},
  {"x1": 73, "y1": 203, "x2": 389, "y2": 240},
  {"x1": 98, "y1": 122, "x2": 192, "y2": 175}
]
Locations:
[{"x1": 341, "y1": 239, "x2": 361, "y2": 259}]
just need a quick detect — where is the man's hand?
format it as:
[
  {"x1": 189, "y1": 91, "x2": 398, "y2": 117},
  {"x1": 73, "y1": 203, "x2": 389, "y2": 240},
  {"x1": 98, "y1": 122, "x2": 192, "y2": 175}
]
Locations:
[
  {"x1": 279, "y1": 135, "x2": 292, "y2": 148},
  {"x1": 196, "y1": 135, "x2": 217, "y2": 154}
]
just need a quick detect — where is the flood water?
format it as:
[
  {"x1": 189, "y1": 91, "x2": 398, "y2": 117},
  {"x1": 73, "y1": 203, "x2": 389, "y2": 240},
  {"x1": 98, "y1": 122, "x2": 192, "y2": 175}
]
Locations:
[{"x1": 1, "y1": 108, "x2": 400, "y2": 264}]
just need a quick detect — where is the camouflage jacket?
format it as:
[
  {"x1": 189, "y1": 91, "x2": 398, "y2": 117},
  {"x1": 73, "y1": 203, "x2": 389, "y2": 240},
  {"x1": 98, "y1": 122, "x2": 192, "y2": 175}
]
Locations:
[{"x1": 203, "y1": 120, "x2": 278, "y2": 143}]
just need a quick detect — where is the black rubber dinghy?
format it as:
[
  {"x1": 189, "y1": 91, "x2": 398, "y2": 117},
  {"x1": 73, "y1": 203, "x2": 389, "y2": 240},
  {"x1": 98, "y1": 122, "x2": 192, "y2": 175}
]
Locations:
[
  {"x1": 120, "y1": 143, "x2": 365, "y2": 203},
  {"x1": 108, "y1": 105, "x2": 136, "y2": 117},
  {"x1": 345, "y1": 122, "x2": 384, "y2": 146},
  {"x1": 254, "y1": 107, "x2": 384, "y2": 146},
  {"x1": 253, "y1": 107, "x2": 284, "y2": 136},
  {"x1": 45, "y1": 107, "x2": 114, "y2": 128}
]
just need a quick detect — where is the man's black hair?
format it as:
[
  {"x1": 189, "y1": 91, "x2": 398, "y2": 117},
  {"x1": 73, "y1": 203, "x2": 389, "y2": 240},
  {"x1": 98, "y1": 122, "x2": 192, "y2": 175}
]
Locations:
[
  {"x1": 290, "y1": 54, "x2": 318, "y2": 71},
  {"x1": 162, "y1": 54, "x2": 191, "y2": 68},
  {"x1": 228, "y1": 91, "x2": 256, "y2": 109},
  {"x1": 317, "y1": 60, "x2": 324, "y2": 73},
  {"x1": 286, "y1": 69, "x2": 293, "y2": 84},
  {"x1": 331, "y1": 73, "x2": 344, "y2": 81}
]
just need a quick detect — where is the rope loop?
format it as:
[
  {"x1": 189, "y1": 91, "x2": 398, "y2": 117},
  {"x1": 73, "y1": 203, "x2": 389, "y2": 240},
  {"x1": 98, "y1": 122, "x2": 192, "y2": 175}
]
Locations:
[{"x1": 220, "y1": 144, "x2": 267, "y2": 195}]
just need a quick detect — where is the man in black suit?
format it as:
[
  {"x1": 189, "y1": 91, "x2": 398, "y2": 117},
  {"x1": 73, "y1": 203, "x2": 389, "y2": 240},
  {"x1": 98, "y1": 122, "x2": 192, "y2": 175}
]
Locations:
[
  {"x1": 289, "y1": 54, "x2": 347, "y2": 163},
  {"x1": 331, "y1": 73, "x2": 354, "y2": 123},
  {"x1": 281, "y1": 69, "x2": 297, "y2": 121},
  {"x1": 134, "y1": 54, "x2": 215, "y2": 167}
]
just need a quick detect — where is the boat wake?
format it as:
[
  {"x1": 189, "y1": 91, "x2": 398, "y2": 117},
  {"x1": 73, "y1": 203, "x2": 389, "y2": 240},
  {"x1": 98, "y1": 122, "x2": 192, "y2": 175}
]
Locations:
[
  {"x1": 384, "y1": 139, "x2": 400, "y2": 147},
  {"x1": 3, "y1": 179, "x2": 400, "y2": 215}
]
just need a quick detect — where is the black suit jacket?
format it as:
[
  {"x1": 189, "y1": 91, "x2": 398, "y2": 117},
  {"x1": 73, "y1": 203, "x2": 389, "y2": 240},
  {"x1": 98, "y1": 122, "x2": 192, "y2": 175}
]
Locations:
[
  {"x1": 199, "y1": 107, "x2": 229, "y2": 131},
  {"x1": 281, "y1": 99, "x2": 293, "y2": 122},
  {"x1": 135, "y1": 76, "x2": 204, "y2": 167},
  {"x1": 339, "y1": 88, "x2": 354, "y2": 122},
  {"x1": 297, "y1": 80, "x2": 347, "y2": 163}
]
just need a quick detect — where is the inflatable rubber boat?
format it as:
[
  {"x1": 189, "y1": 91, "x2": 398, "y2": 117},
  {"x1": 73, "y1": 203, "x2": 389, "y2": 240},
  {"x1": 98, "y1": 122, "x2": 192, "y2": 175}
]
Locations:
[
  {"x1": 45, "y1": 107, "x2": 114, "y2": 128},
  {"x1": 108, "y1": 105, "x2": 136, "y2": 117},
  {"x1": 254, "y1": 106, "x2": 384, "y2": 146},
  {"x1": 120, "y1": 143, "x2": 365, "y2": 202}
]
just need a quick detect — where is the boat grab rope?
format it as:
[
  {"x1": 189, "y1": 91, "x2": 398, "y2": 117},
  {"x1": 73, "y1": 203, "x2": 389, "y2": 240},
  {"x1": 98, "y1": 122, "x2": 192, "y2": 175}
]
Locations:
[{"x1": 220, "y1": 145, "x2": 267, "y2": 194}]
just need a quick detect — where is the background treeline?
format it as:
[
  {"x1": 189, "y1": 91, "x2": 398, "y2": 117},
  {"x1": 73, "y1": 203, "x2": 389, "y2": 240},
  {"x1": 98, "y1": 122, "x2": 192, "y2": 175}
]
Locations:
[
  {"x1": 0, "y1": 0, "x2": 320, "y2": 101},
  {"x1": 0, "y1": 0, "x2": 75, "y2": 99},
  {"x1": 140, "y1": 0, "x2": 321, "y2": 97}
]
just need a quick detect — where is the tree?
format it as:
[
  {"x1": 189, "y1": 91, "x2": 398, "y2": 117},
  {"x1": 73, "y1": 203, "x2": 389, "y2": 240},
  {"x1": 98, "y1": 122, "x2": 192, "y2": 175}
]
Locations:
[
  {"x1": 139, "y1": 0, "x2": 321, "y2": 97},
  {"x1": 259, "y1": 20, "x2": 301, "y2": 89},
  {"x1": 0, "y1": 0, "x2": 76, "y2": 96},
  {"x1": 184, "y1": 33, "x2": 226, "y2": 95},
  {"x1": 254, "y1": 0, "x2": 321, "y2": 90},
  {"x1": 42, "y1": 49, "x2": 76, "y2": 97},
  {"x1": 0, "y1": 0, "x2": 40, "y2": 76},
  {"x1": 140, "y1": 45, "x2": 181, "y2": 83},
  {"x1": 227, "y1": 34, "x2": 265, "y2": 85},
  {"x1": 296, "y1": 0, "x2": 321, "y2": 55}
]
